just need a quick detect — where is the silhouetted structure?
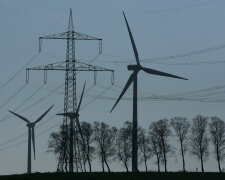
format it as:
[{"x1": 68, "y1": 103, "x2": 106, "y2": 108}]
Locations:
[
  {"x1": 110, "y1": 11, "x2": 187, "y2": 172},
  {"x1": 26, "y1": 9, "x2": 114, "y2": 172},
  {"x1": 9, "y1": 105, "x2": 53, "y2": 173}
]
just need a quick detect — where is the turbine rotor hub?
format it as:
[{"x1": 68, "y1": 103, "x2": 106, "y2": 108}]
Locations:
[
  {"x1": 27, "y1": 123, "x2": 35, "y2": 128},
  {"x1": 127, "y1": 64, "x2": 140, "y2": 72}
]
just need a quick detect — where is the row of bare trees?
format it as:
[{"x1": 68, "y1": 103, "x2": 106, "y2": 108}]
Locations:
[{"x1": 47, "y1": 115, "x2": 225, "y2": 173}]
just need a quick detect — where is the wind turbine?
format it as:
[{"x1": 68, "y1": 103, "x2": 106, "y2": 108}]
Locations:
[
  {"x1": 9, "y1": 105, "x2": 54, "y2": 174},
  {"x1": 56, "y1": 82, "x2": 86, "y2": 172},
  {"x1": 110, "y1": 12, "x2": 188, "y2": 172}
]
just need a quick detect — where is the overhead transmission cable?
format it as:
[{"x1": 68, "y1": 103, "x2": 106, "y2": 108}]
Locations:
[
  {"x1": 0, "y1": 84, "x2": 44, "y2": 123},
  {"x1": 0, "y1": 53, "x2": 39, "y2": 91},
  {"x1": 80, "y1": 84, "x2": 113, "y2": 111},
  {"x1": 88, "y1": 83, "x2": 225, "y2": 103},
  {"x1": 0, "y1": 82, "x2": 64, "y2": 135},
  {"x1": 76, "y1": 0, "x2": 222, "y2": 15},
  {"x1": 0, "y1": 11, "x2": 67, "y2": 92},
  {"x1": 0, "y1": 82, "x2": 27, "y2": 108},
  {"x1": 100, "y1": 43, "x2": 225, "y2": 64},
  {"x1": 0, "y1": 84, "x2": 95, "y2": 149},
  {"x1": 0, "y1": 41, "x2": 38, "y2": 72},
  {"x1": 129, "y1": 0, "x2": 222, "y2": 15}
]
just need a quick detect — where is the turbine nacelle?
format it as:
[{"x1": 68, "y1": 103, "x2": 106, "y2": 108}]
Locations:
[
  {"x1": 27, "y1": 123, "x2": 35, "y2": 128},
  {"x1": 127, "y1": 64, "x2": 141, "y2": 71}
]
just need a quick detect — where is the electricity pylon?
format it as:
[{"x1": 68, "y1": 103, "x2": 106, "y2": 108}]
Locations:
[{"x1": 26, "y1": 9, "x2": 114, "y2": 172}]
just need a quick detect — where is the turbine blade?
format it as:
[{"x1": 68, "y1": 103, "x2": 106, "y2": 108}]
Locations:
[
  {"x1": 32, "y1": 127, "x2": 35, "y2": 159},
  {"x1": 141, "y1": 67, "x2": 188, "y2": 80},
  {"x1": 76, "y1": 116, "x2": 85, "y2": 144},
  {"x1": 34, "y1": 105, "x2": 54, "y2": 124},
  {"x1": 77, "y1": 81, "x2": 86, "y2": 113},
  {"x1": 123, "y1": 11, "x2": 140, "y2": 65},
  {"x1": 110, "y1": 73, "x2": 135, "y2": 113},
  {"x1": 8, "y1": 110, "x2": 30, "y2": 124}
]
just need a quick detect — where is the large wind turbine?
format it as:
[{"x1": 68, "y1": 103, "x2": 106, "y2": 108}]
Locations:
[
  {"x1": 9, "y1": 105, "x2": 54, "y2": 174},
  {"x1": 56, "y1": 82, "x2": 86, "y2": 172},
  {"x1": 110, "y1": 12, "x2": 188, "y2": 172}
]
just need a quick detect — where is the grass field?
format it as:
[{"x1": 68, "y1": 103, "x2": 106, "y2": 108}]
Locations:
[{"x1": 0, "y1": 172, "x2": 225, "y2": 180}]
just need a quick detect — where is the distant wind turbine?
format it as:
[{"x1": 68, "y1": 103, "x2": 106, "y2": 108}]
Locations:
[
  {"x1": 9, "y1": 105, "x2": 54, "y2": 174},
  {"x1": 56, "y1": 82, "x2": 86, "y2": 172},
  {"x1": 110, "y1": 11, "x2": 188, "y2": 172}
]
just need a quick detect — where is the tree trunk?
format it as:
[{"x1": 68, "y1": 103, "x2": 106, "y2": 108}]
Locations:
[
  {"x1": 181, "y1": 143, "x2": 186, "y2": 172},
  {"x1": 163, "y1": 149, "x2": 167, "y2": 172},
  {"x1": 87, "y1": 156, "x2": 92, "y2": 172},
  {"x1": 200, "y1": 154, "x2": 204, "y2": 173},
  {"x1": 124, "y1": 161, "x2": 129, "y2": 172},
  {"x1": 83, "y1": 160, "x2": 86, "y2": 172},
  {"x1": 144, "y1": 157, "x2": 148, "y2": 172},
  {"x1": 104, "y1": 158, "x2": 111, "y2": 172},
  {"x1": 157, "y1": 155, "x2": 160, "y2": 172},
  {"x1": 216, "y1": 151, "x2": 222, "y2": 173},
  {"x1": 87, "y1": 142, "x2": 92, "y2": 172},
  {"x1": 101, "y1": 156, "x2": 105, "y2": 172},
  {"x1": 164, "y1": 158, "x2": 167, "y2": 172},
  {"x1": 65, "y1": 155, "x2": 68, "y2": 172}
]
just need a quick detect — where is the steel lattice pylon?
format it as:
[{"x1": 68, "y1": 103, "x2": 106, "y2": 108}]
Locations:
[{"x1": 26, "y1": 9, "x2": 114, "y2": 172}]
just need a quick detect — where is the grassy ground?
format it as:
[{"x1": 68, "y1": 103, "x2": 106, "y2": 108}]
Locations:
[{"x1": 0, "y1": 172, "x2": 224, "y2": 180}]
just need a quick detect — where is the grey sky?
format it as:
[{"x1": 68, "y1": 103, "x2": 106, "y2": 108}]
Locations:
[{"x1": 0, "y1": 0, "x2": 225, "y2": 174}]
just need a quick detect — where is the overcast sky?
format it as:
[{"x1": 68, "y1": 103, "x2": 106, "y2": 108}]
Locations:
[{"x1": 0, "y1": 0, "x2": 225, "y2": 175}]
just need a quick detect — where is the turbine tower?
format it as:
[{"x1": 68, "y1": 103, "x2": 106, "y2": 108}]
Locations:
[
  {"x1": 9, "y1": 105, "x2": 54, "y2": 174},
  {"x1": 110, "y1": 12, "x2": 188, "y2": 172}
]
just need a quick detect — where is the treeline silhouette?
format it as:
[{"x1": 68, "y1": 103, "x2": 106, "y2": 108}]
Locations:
[{"x1": 47, "y1": 115, "x2": 225, "y2": 173}]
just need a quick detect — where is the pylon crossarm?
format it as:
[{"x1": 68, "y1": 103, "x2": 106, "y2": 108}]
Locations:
[
  {"x1": 26, "y1": 61, "x2": 114, "y2": 84},
  {"x1": 26, "y1": 61, "x2": 113, "y2": 72},
  {"x1": 39, "y1": 31, "x2": 102, "y2": 53},
  {"x1": 39, "y1": 31, "x2": 102, "y2": 40},
  {"x1": 76, "y1": 61, "x2": 113, "y2": 72}
]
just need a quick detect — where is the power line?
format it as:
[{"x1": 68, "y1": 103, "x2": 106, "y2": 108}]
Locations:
[
  {"x1": 147, "y1": 60, "x2": 225, "y2": 66},
  {"x1": 74, "y1": 0, "x2": 222, "y2": 15},
  {"x1": 0, "y1": 53, "x2": 39, "y2": 91},
  {"x1": 0, "y1": 11, "x2": 69, "y2": 92},
  {"x1": 100, "y1": 44, "x2": 225, "y2": 64},
  {"x1": 129, "y1": 0, "x2": 223, "y2": 15},
  {"x1": 0, "y1": 121, "x2": 61, "y2": 152},
  {"x1": 0, "y1": 84, "x2": 63, "y2": 135},
  {"x1": 0, "y1": 84, "x2": 95, "y2": 148},
  {"x1": 86, "y1": 83, "x2": 225, "y2": 103},
  {"x1": 0, "y1": 83, "x2": 27, "y2": 108},
  {"x1": 80, "y1": 84, "x2": 113, "y2": 111},
  {"x1": 0, "y1": 84, "x2": 44, "y2": 123},
  {"x1": 0, "y1": 41, "x2": 38, "y2": 72}
]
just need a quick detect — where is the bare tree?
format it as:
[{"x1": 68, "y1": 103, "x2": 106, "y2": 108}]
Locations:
[
  {"x1": 190, "y1": 115, "x2": 209, "y2": 173},
  {"x1": 156, "y1": 119, "x2": 173, "y2": 172},
  {"x1": 171, "y1": 117, "x2": 190, "y2": 172},
  {"x1": 47, "y1": 124, "x2": 70, "y2": 172},
  {"x1": 209, "y1": 116, "x2": 225, "y2": 172},
  {"x1": 149, "y1": 120, "x2": 172, "y2": 172},
  {"x1": 138, "y1": 127, "x2": 152, "y2": 172},
  {"x1": 74, "y1": 129, "x2": 85, "y2": 172},
  {"x1": 149, "y1": 123, "x2": 162, "y2": 172},
  {"x1": 79, "y1": 121, "x2": 95, "y2": 172},
  {"x1": 93, "y1": 122, "x2": 117, "y2": 172},
  {"x1": 115, "y1": 121, "x2": 132, "y2": 172}
]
